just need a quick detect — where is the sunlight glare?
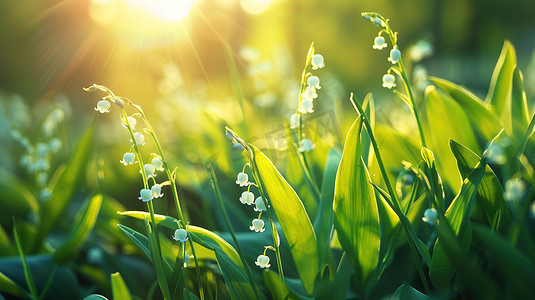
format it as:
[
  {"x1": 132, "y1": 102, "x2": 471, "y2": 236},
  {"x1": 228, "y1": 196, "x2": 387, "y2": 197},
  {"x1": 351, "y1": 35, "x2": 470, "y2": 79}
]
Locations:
[
  {"x1": 240, "y1": 0, "x2": 274, "y2": 15},
  {"x1": 124, "y1": 0, "x2": 194, "y2": 22}
]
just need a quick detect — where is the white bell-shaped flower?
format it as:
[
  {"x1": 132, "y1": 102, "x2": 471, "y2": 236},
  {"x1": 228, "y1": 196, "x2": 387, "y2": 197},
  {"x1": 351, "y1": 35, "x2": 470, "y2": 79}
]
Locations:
[
  {"x1": 143, "y1": 163, "x2": 156, "y2": 178},
  {"x1": 255, "y1": 255, "x2": 270, "y2": 268},
  {"x1": 254, "y1": 196, "x2": 267, "y2": 212},
  {"x1": 173, "y1": 229, "x2": 188, "y2": 242},
  {"x1": 139, "y1": 189, "x2": 153, "y2": 202},
  {"x1": 299, "y1": 139, "x2": 315, "y2": 152},
  {"x1": 151, "y1": 184, "x2": 163, "y2": 198},
  {"x1": 95, "y1": 100, "x2": 111, "y2": 113},
  {"x1": 373, "y1": 36, "x2": 387, "y2": 50},
  {"x1": 307, "y1": 75, "x2": 321, "y2": 89},
  {"x1": 236, "y1": 172, "x2": 249, "y2": 187},
  {"x1": 240, "y1": 191, "x2": 255, "y2": 205},
  {"x1": 132, "y1": 132, "x2": 145, "y2": 146},
  {"x1": 302, "y1": 86, "x2": 318, "y2": 100},
  {"x1": 422, "y1": 208, "x2": 438, "y2": 225},
  {"x1": 290, "y1": 113, "x2": 300, "y2": 129},
  {"x1": 120, "y1": 152, "x2": 137, "y2": 165},
  {"x1": 311, "y1": 54, "x2": 325, "y2": 70},
  {"x1": 299, "y1": 98, "x2": 314, "y2": 114},
  {"x1": 250, "y1": 218, "x2": 265, "y2": 232},
  {"x1": 151, "y1": 157, "x2": 165, "y2": 172},
  {"x1": 382, "y1": 74, "x2": 396, "y2": 89},
  {"x1": 504, "y1": 178, "x2": 526, "y2": 202},
  {"x1": 388, "y1": 48, "x2": 401, "y2": 64}
]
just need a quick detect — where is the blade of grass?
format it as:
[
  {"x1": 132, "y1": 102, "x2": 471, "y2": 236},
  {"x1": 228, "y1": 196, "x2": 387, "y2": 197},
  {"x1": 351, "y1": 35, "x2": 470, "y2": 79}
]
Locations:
[
  {"x1": 13, "y1": 218, "x2": 38, "y2": 300},
  {"x1": 53, "y1": 194, "x2": 102, "y2": 263}
]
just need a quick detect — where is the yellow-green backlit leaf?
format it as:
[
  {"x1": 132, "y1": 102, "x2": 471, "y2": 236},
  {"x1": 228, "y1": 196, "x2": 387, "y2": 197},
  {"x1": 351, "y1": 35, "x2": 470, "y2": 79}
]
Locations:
[
  {"x1": 111, "y1": 272, "x2": 132, "y2": 300},
  {"x1": 333, "y1": 116, "x2": 380, "y2": 293},
  {"x1": 430, "y1": 77, "x2": 501, "y2": 142},
  {"x1": 486, "y1": 41, "x2": 517, "y2": 115},
  {"x1": 53, "y1": 194, "x2": 102, "y2": 263},
  {"x1": 429, "y1": 159, "x2": 486, "y2": 287},
  {"x1": 425, "y1": 85, "x2": 479, "y2": 191},
  {"x1": 250, "y1": 145, "x2": 318, "y2": 296}
]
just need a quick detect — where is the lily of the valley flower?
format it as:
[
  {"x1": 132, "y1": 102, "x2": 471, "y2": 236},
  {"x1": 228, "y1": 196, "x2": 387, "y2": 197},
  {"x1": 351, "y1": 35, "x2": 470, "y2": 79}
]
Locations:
[
  {"x1": 255, "y1": 254, "x2": 270, "y2": 268},
  {"x1": 132, "y1": 132, "x2": 145, "y2": 146},
  {"x1": 388, "y1": 48, "x2": 401, "y2": 64},
  {"x1": 373, "y1": 36, "x2": 387, "y2": 50},
  {"x1": 120, "y1": 152, "x2": 137, "y2": 165},
  {"x1": 240, "y1": 191, "x2": 255, "y2": 205},
  {"x1": 124, "y1": 116, "x2": 137, "y2": 129},
  {"x1": 254, "y1": 196, "x2": 267, "y2": 212},
  {"x1": 302, "y1": 86, "x2": 318, "y2": 100},
  {"x1": 299, "y1": 139, "x2": 315, "y2": 152},
  {"x1": 95, "y1": 100, "x2": 111, "y2": 113},
  {"x1": 151, "y1": 157, "x2": 165, "y2": 172},
  {"x1": 311, "y1": 54, "x2": 325, "y2": 70},
  {"x1": 504, "y1": 178, "x2": 526, "y2": 202},
  {"x1": 139, "y1": 189, "x2": 153, "y2": 202},
  {"x1": 236, "y1": 172, "x2": 249, "y2": 187},
  {"x1": 422, "y1": 208, "x2": 438, "y2": 225},
  {"x1": 307, "y1": 75, "x2": 321, "y2": 89},
  {"x1": 151, "y1": 184, "x2": 164, "y2": 198},
  {"x1": 250, "y1": 218, "x2": 265, "y2": 232},
  {"x1": 299, "y1": 98, "x2": 314, "y2": 114},
  {"x1": 290, "y1": 113, "x2": 300, "y2": 129},
  {"x1": 173, "y1": 229, "x2": 188, "y2": 242},
  {"x1": 143, "y1": 163, "x2": 156, "y2": 178},
  {"x1": 382, "y1": 74, "x2": 396, "y2": 89}
]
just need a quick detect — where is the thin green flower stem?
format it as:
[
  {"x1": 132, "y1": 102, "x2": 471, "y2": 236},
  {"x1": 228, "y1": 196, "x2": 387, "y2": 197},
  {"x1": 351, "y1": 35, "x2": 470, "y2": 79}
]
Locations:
[
  {"x1": 187, "y1": 238, "x2": 204, "y2": 300},
  {"x1": 126, "y1": 103, "x2": 187, "y2": 225},
  {"x1": 225, "y1": 126, "x2": 285, "y2": 280},
  {"x1": 381, "y1": 21, "x2": 427, "y2": 148},
  {"x1": 350, "y1": 94, "x2": 431, "y2": 294},
  {"x1": 207, "y1": 164, "x2": 263, "y2": 299},
  {"x1": 251, "y1": 169, "x2": 285, "y2": 281}
]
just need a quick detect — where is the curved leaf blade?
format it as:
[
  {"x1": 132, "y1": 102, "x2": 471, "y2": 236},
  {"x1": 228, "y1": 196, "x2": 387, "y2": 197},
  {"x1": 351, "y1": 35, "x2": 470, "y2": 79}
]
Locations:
[
  {"x1": 250, "y1": 145, "x2": 319, "y2": 296},
  {"x1": 111, "y1": 272, "x2": 132, "y2": 300},
  {"x1": 333, "y1": 116, "x2": 380, "y2": 293}
]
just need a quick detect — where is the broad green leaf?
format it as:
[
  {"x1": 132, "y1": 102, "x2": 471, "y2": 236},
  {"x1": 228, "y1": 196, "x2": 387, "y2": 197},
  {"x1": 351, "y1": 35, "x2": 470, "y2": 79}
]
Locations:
[
  {"x1": 429, "y1": 159, "x2": 486, "y2": 287},
  {"x1": 118, "y1": 211, "x2": 242, "y2": 268},
  {"x1": 430, "y1": 77, "x2": 501, "y2": 142},
  {"x1": 471, "y1": 223, "x2": 535, "y2": 299},
  {"x1": 0, "y1": 271, "x2": 29, "y2": 298},
  {"x1": 434, "y1": 217, "x2": 502, "y2": 300},
  {"x1": 250, "y1": 145, "x2": 319, "y2": 296},
  {"x1": 36, "y1": 123, "x2": 94, "y2": 248},
  {"x1": 0, "y1": 168, "x2": 38, "y2": 225},
  {"x1": 391, "y1": 282, "x2": 429, "y2": 300},
  {"x1": 511, "y1": 67, "x2": 530, "y2": 140},
  {"x1": 53, "y1": 194, "x2": 102, "y2": 263},
  {"x1": 486, "y1": 41, "x2": 517, "y2": 117},
  {"x1": 450, "y1": 140, "x2": 506, "y2": 225},
  {"x1": 425, "y1": 85, "x2": 480, "y2": 191},
  {"x1": 214, "y1": 249, "x2": 257, "y2": 300},
  {"x1": 333, "y1": 116, "x2": 380, "y2": 294},
  {"x1": 314, "y1": 148, "x2": 342, "y2": 266},
  {"x1": 111, "y1": 272, "x2": 132, "y2": 300}
]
